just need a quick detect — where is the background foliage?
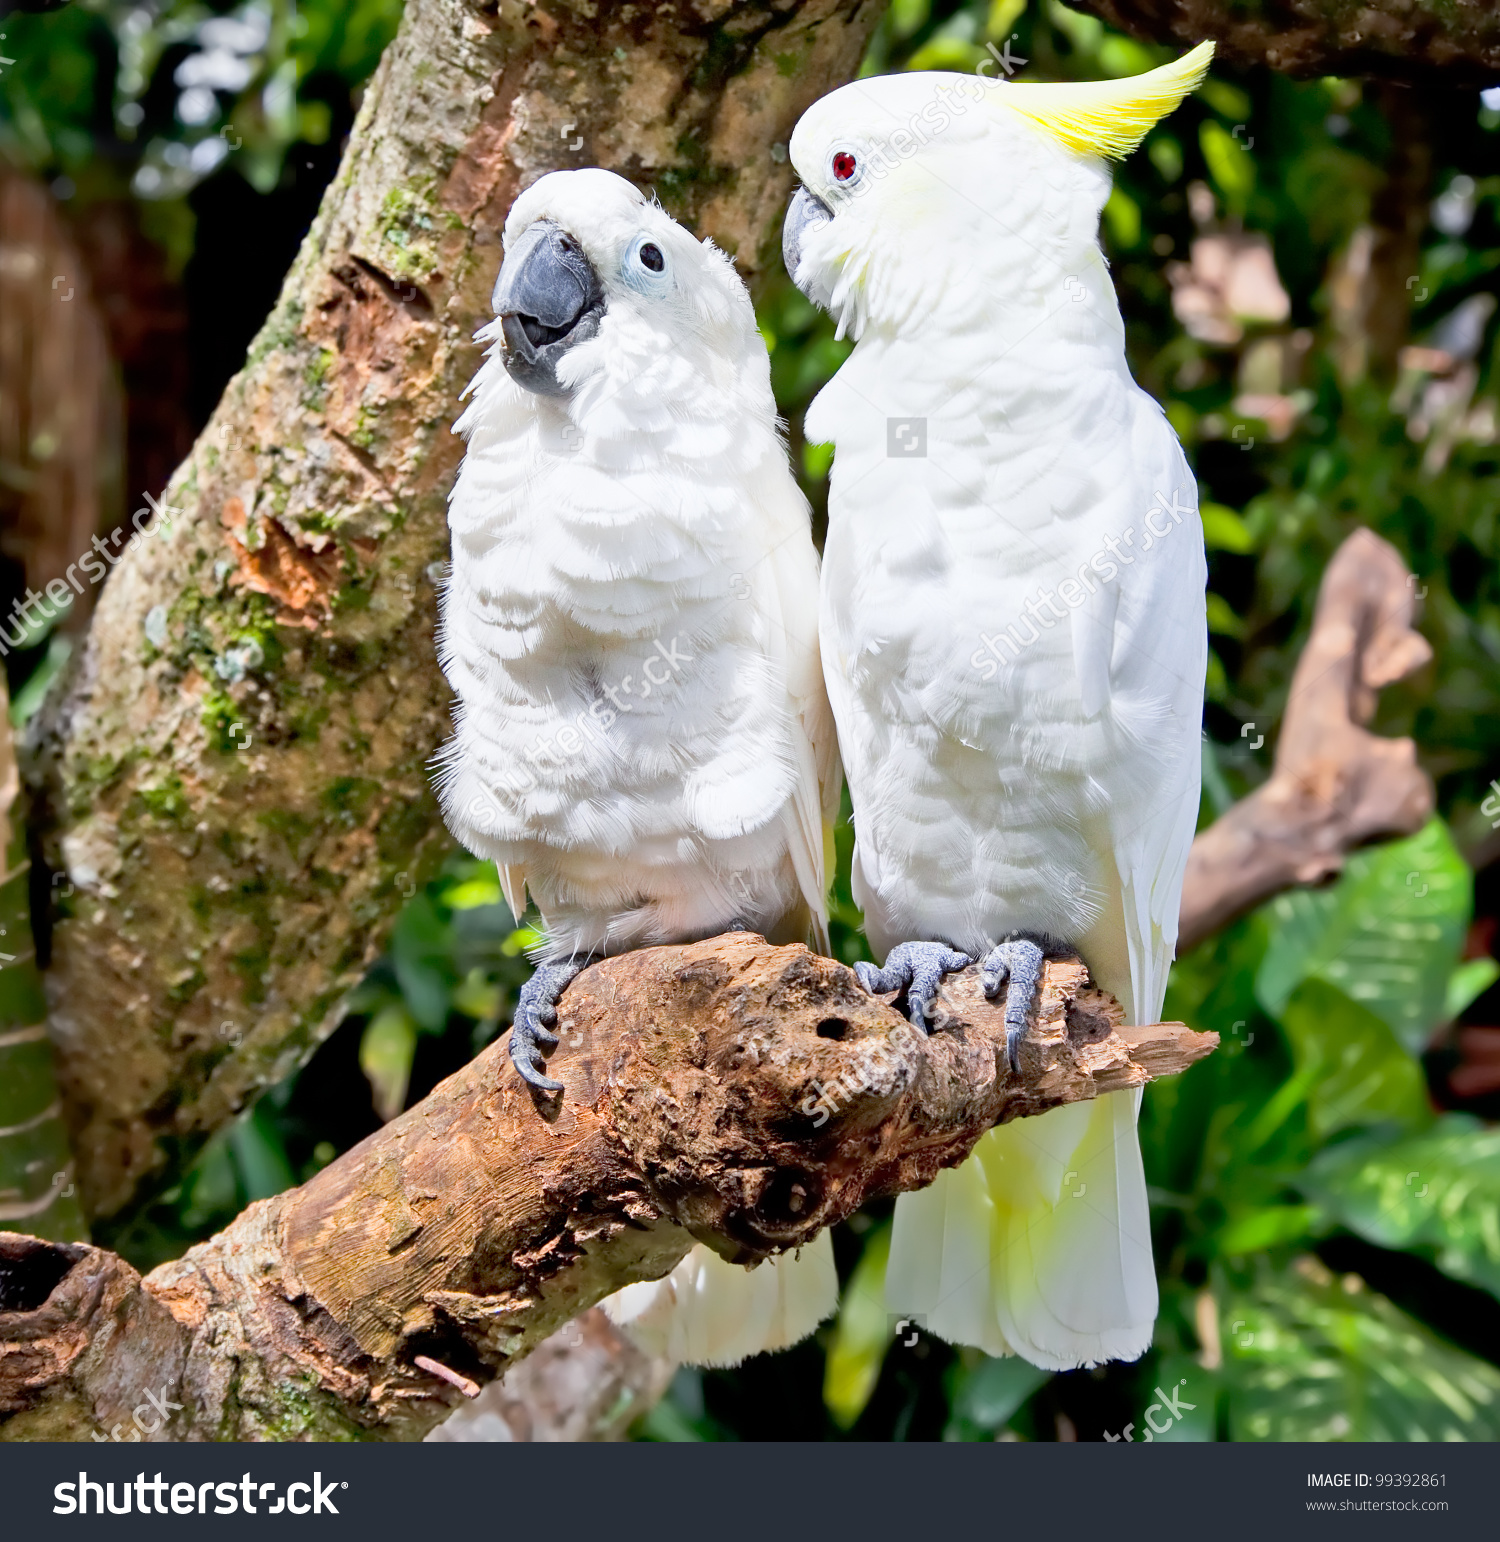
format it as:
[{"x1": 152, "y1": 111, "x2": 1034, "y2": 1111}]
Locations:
[{"x1": 4, "y1": 0, "x2": 1500, "y2": 1441}]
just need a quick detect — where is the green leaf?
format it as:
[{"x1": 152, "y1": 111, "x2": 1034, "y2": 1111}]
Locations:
[
  {"x1": 1217, "y1": 1205, "x2": 1320, "y2": 1258},
  {"x1": 1257, "y1": 821, "x2": 1471, "y2": 1054},
  {"x1": 945, "y1": 1354, "x2": 1052, "y2": 1441},
  {"x1": 1301, "y1": 1116, "x2": 1500, "y2": 1303},
  {"x1": 229, "y1": 1104, "x2": 296, "y2": 1202},
  {"x1": 1199, "y1": 121, "x2": 1254, "y2": 218},
  {"x1": 444, "y1": 874, "x2": 503, "y2": 911},
  {"x1": 823, "y1": 1223, "x2": 893, "y2": 1430},
  {"x1": 360, "y1": 1005, "x2": 418, "y2": 1123},
  {"x1": 1446, "y1": 957, "x2": 1499, "y2": 1021},
  {"x1": 1200, "y1": 502, "x2": 1256, "y2": 553},
  {"x1": 1277, "y1": 979, "x2": 1431, "y2": 1141},
  {"x1": 1223, "y1": 1259, "x2": 1500, "y2": 1441},
  {"x1": 391, "y1": 894, "x2": 457, "y2": 1031},
  {"x1": 1103, "y1": 187, "x2": 1141, "y2": 250},
  {"x1": 1205, "y1": 592, "x2": 1245, "y2": 639}
]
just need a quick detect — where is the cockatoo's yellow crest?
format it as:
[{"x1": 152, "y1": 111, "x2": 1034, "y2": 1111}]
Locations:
[{"x1": 996, "y1": 41, "x2": 1213, "y2": 159}]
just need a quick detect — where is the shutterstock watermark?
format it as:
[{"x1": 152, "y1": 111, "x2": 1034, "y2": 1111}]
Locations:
[
  {"x1": 90, "y1": 1384, "x2": 182, "y2": 1443},
  {"x1": 833, "y1": 44, "x2": 1028, "y2": 201},
  {"x1": 459, "y1": 632, "x2": 694, "y2": 831},
  {"x1": 1103, "y1": 1377, "x2": 1197, "y2": 1442},
  {"x1": 969, "y1": 487, "x2": 1195, "y2": 679},
  {"x1": 798, "y1": 1012, "x2": 937, "y2": 1127},
  {"x1": 0, "y1": 492, "x2": 180, "y2": 657},
  {"x1": 54, "y1": 1470, "x2": 345, "y2": 1515}
]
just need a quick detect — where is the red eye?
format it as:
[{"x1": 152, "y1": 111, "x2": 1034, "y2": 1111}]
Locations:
[{"x1": 832, "y1": 151, "x2": 857, "y2": 182}]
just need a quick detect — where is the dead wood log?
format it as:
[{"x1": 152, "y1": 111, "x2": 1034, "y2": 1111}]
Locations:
[
  {"x1": 0, "y1": 934, "x2": 1214, "y2": 1442},
  {"x1": 1178, "y1": 527, "x2": 1433, "y2": 952}
]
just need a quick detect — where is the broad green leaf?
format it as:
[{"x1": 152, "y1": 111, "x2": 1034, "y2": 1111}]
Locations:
[
  {"x1": 945, "y1": 1354, "x2": 1052, "y2": 1441},
  {"x1": 1257, "y1": 821, "x2": 1471, "y2": 1054},
  {"x1": 1277, "y1": 979, "x2": 1431, "y2": 1141},
  {"x1": 823, "y1": 1223, "x2": 892, "y2": 1430},
  {"x1": 1223, "y1": 1259, "x2": 1500, "y2": 1441},
  {"x1": 1301, "y1": 1116, "x2": 1500, "y2": 1303}
]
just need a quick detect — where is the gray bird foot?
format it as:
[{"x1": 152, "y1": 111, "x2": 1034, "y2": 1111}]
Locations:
[
  {"x1": 980, "y1": 933, "x2": 1062, "y2": 1073},
  {"x1": 855, "y1": 940, "x2": 972, "y2": 1032},
  {"x1": 509, "y1": 960, "x2": 586, "y2": 1092}
]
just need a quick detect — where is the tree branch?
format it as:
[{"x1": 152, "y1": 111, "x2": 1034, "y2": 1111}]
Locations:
[
  {"x1": 0, "y1": 935, "x2": 1214, "y2": 1441},
  {"x1": 1178, "y1": 528, "x2": 1433, "y2": 953},
  {"x1": 1063, "y1": 0, "x2": 1500, "y2": 83}
]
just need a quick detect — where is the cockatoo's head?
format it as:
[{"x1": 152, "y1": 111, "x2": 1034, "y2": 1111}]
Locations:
[
  {"x1": 491, "y1": 168, "x2": 755, "y2": 398},
  {"x1": 783, "y1": 43, "x2": 1212, "y2": 338}
]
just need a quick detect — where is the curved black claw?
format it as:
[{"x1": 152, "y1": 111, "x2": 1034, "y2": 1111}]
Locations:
[
  {"x1": 981, "y1": 935, "x2": 1051, "y2": 1074},
  {"x1": 855, "y1": 940, "x2": 972, "y2": 1032},
  {"x1": 509, "y1": 961, "x2": 585, "y2": 1092}
]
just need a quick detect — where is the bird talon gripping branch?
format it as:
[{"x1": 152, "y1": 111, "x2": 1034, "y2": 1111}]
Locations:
[
  {"x1": 509, "y1": 962, "x2": 580, "y2": 1091},
  {"x1": 854, "y1": 940, "x2": 971, "y2": 1031},
  {"x1": 980, "y1": 933, "x2": 1062, "y2": 1073}
]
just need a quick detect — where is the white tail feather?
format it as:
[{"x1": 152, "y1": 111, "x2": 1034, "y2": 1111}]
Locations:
[
  {"x1": 887, "y1": 1092, "x2": 1155, "y2": 1370},
  {"x1": 603, "y1": 1233, "x2": 838, "y2": 1368}
]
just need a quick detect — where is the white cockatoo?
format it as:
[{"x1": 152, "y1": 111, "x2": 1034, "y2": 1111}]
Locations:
[
  {"x1": 783, "y1": 46, "x2": 1213, "y2": 1370},
  {"x1": 439, "y1": 168, "x2": 841, "y2": 1362}
]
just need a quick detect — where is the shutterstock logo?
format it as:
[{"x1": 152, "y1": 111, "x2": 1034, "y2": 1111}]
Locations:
[
  {"x1": 886, "y1": 417, "x2": 927, "y2": 457},
  {"x1": 53, "y1": 1471, "x2": 346, "y2": 1516}
]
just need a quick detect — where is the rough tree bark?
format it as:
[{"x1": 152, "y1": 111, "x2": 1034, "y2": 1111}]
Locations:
[
  {"x1": 0, "y1": 936, "x2": 1214, "y2": 1441},
  {"x1": 1065, "y1": 0, "x2": 1500, "y2": 81},
  {"x1": 1178, "y1": 528, "x2": 1434, "y2": 952},
  {"x1": 30, "y1": 0, "x2": 887, "y2": 1223}
]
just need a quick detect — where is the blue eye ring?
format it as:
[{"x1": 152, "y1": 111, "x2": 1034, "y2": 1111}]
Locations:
[{"x1": 622, "y1": 233, "x2": 672, "y2": 293}]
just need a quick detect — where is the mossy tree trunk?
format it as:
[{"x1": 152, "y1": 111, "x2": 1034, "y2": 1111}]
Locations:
[{"x1": 30, "y1": 0, "x2": 887, "y2": 1222}]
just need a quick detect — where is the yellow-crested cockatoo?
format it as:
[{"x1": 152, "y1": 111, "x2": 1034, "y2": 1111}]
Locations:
[{"x1": 783, "y1": 46, "x2": 1213, "y2": 1369}]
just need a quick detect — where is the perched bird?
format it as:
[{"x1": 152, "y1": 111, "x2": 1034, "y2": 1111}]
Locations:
[
  {"x1": 439, "y1": 168, "x2": 841, "y2": 1360},
  {"x1": 783, "y1": 46, "x2": 1212, "y2": 1369}
]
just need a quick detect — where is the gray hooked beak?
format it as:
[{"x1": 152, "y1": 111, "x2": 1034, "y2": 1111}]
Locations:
[
  {"x1": 494, "y1": 219, "x2": 606, "y2": 396},
  {"x1": 782, "y1": 184, "x2": 833, "y2": 300}
]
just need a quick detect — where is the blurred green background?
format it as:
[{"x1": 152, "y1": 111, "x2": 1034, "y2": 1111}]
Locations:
[{"x1": 5, "y1": 0, "x2": 1500, "y2": 1442}]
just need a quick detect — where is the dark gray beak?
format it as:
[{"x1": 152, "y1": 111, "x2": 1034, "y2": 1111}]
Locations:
[
  {"x1": 494, "y1": 219, "x2": 606, "y2": 396},
  {"x1": 782, "y1": 184, "x2": 833, "y2": 298}
]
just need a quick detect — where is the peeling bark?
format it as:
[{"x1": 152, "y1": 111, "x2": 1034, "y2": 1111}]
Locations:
[
  {"x1": 1064, "y1": 0, "x2": 1500, "y2": 83},
  {"x1": 0, "y1": 935, "x2": 1214, "y2": 1441},
  {"x1": 30, "y1": 0, "x2": 887, "y2": 1221}
]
